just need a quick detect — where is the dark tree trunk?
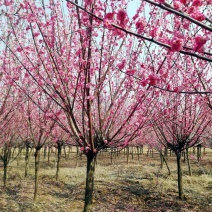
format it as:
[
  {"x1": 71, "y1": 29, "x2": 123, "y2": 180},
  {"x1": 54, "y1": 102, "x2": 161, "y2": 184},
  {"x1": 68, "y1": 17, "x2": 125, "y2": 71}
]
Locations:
[
  {"x1": 34, "y1": 149, "x2": 40, "y2": 201},
  {"x1": 137, "y1": 146, "x2": 139, "y2": 160},
  {"x1": 25, "y1": 145, "x2": 30, "y2": 177},
  {"x1": 197, "y1": 144, "x2": 201, "y2": 161},
  {"x1": 126, "y1": 147, "x2": 129, "y2": 164},
  {"x1": 3, "y1": 160, "x2": 8, "y2": 187},
  {"x1": 56, "y1": 141, "x2": 63, "y2": 181},
  {"x1": 43, "y1": 146, "x2": 47, "y2": 159},
  {"x1": 186, "y1": 147, "x2": 192, "y2": 176},
  {"x1": 3, "y1": 146, "x2": 11, "y2": 187},
  {"x1": 176, "y1": 152, "x2": 185, "y2": 200},
  {"x1": 84, "y1": 153, "x2": 96, "y2": 212},
  {"x1": 48, "y1": 146, "x2": 51, "y2": 166}
]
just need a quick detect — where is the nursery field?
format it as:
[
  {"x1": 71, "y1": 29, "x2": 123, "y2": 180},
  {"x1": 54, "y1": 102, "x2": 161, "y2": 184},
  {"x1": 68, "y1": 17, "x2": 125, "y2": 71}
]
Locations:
[{"x1": 0, "y1": 147, "x2": 211, "y2": 212}]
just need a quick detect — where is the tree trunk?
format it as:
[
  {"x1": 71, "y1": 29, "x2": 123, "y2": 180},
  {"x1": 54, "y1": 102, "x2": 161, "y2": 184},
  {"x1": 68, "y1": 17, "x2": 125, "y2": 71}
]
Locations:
[
  {"x1": 176, "y1": 152, "x2": 185, "y2": 200},
  {"x1": 56, "y1": 144, "x2": 62, "y2": 181},
  {"x1": 186, "y1": 147, "x2": 192, "y2": 176},
  {"x1": 126, "y1": 147, "x2": 129, "y2": 164},
  {"x1": 137, "y1": 146, "x2": 139, "y2": 160},
  {"x1": 110, "y1": 148, "x2": 113, "y2": 164},
  {"x1": 48, "y1": 146, "x2": 51, "y2": 166},
  {"x1": 160, "y1": 152, "x2": 164, "y2": 169},
  {"x1": 34, "y1": 149, "x2": 40, "y2": 201},
  {"x1": 43, "y1": 146, "x2": 47, "y2": 159},
  {"x1": 25, "y1": 145, "x2": 30, "y2": 177},
  {"x1": 197, "y1": 144, "x2": 201, "y2": 161},
  {"x1": 3, "y1": 160, "x2": 8, "y2": 187},
  {"x1": 84, "y1": 154, "x2": 96, "y2": 212}
]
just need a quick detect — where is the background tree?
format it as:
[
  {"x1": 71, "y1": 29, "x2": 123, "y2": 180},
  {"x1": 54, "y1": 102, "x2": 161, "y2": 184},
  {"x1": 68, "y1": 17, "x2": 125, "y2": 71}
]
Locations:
[{"x1": 152, "y1": 93, "x2": 211, "y2": 199}]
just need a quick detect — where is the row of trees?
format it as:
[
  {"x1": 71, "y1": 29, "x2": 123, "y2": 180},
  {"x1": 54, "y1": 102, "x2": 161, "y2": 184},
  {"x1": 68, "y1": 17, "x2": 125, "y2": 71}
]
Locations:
[{"x1": 0, "y1": 0, "x2": 211, "y2": 211}]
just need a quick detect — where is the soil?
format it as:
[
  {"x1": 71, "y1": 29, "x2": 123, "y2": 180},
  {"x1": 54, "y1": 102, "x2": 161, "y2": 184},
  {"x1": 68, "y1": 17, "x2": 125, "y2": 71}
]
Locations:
[{"x1": 0, "y1": 147, "x2": 211, "y2": 211}]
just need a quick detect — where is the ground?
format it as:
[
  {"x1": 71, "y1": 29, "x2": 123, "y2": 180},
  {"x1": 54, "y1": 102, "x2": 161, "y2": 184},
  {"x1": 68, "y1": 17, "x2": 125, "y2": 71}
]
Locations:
[{"x1": 0, "y1": 147, "x2": 211, "y2": 211}]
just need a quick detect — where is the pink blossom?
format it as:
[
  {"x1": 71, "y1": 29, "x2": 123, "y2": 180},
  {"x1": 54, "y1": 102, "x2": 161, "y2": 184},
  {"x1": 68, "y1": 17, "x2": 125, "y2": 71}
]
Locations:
[
  {"x1": 105, "y1": 12, "x2": 115, "y2": 20},
  {"x1": 117, "y1": 10, "x2": 128, "y2": 27},
  {"x1": 16, "y1": 47, "x2": 23, "y2": 52},
  {"x1": 193, "y1": 35, "x2": 207, "y2": 52},
  {"x1": 157, "y1": 0, "x2": 165, "y2": 3},
  {"x1": 140, "y1": 80, "x2": 148, "y2": 87},
  {"x1": 104, "y1": 19, "x2": 112, "y2": 28},
  {"x1": 179, "y1": 0, "x2": 188, "y2": 4},
  {"x1": 117, "y1": 60, "x2": 126, "y2": 69},
  {"x1": 149, "y1": 27, "x2": 160, "y2": 38},
  {"x1": 136, "y1": 19, "x2": 146, "y2": 34},
  {"x1": 5, "y1": 0, "x2": 13, "y2": 6},
  {"x1": 190, "y1": 9, "x2": 205, "y2": 21},
  {"x1": 170, "y1": 37, "x2": 184, "y2": 52},
  {"x1": 192, "y1": 0, "x2": 203, "y2": 6},
  {"x1": 174, "y1": 1, "x2": 183, "y2": 10},
  {"x1": 183, "y1": 20, "x2": 190, "y2": 29},
  {"x1": 147, "y1": 73, "x2": 159, "y2": 86},
  {"x1": 66, "y1": 2, "x2": 72, "y2": 9},
  {"x1": 126, "y1": 69, "x2": 136, "y2": 75},
  {"x1": 104, "y1": 13, "x2": 115, "y2": 28}
]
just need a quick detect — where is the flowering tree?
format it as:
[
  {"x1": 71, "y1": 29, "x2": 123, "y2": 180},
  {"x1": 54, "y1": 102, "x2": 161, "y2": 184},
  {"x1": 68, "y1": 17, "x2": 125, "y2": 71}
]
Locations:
[
  {"x1": 0, "y1": 0, "x2": 211, "y2": 210},
  {"x1": 152, "y1": 93, "x2": 211, "y2": 199},
  {"x1": 0, "y1": 81, "x2": 23, "y2": 186}
]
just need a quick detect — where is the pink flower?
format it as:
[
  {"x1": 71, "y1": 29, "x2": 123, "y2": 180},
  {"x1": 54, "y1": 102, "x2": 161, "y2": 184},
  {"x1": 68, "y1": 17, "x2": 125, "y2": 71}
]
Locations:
[
  {"x1": 190, "y1": 9, "x2": 205, "y2": 21},
  {"x1": 126, "y1": 69, "x2": 136, "y2": 75},
  {"x1": 136, "y1": 19, "x2": 146, "y2": 34},
  {"x1": 104, "y1": 12, "x2": 115, "y2": 28},
  {"x1": 174, "y1": 1, "x2": 183, "y2": 10},
  {"x1": 117, "y1": 10, "x2": 128, "y2": 27},
  {"x1": 16, "y1": 47, "x2": 23, "y2": 52},
  {"x1": 171, "y1": 37, "x2": 184, "y2": 52},
  {"x1": 66, "y1": 2, "x2": 72, "y2": 9},
  {"x1": 105, "y1": 12, "x2": 115, "y2": 20},
  {"x1": 5, "y1": 0, "x2": 13, "y2": 6},
  {"x1": 179, "y1": 0, "x2": 188, "y2": 5},
  {"x1": 192, "y1": 0, "x2": 203, "y2": 6},
  {"x1": 140, "y1": 80, "x2": 148, "y2": 87},
  {"x1": 149, "y1": 27, "x2": 160, "y2": 38},
  {"x1": 147, "y1": 73, "x2": 159, "y2": 86},
  {"x1": 158, "y1": 0, "x2": 165, "y2": 3},
  {"x1": 117, "y1": 60, "x2": 126, "y2": 69},
  {"x1": 193, "y1": 35, "x2": 207, "y2": 52},
  {"x1": 191, "y1": 10, "x2": 205, "y2": 21}
]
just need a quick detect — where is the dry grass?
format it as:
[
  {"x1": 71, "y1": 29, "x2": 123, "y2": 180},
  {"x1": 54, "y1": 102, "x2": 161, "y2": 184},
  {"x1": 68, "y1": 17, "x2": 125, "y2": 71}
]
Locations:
[{"x1": 0, "y1": 147, "x2": 211, "y2": 211}]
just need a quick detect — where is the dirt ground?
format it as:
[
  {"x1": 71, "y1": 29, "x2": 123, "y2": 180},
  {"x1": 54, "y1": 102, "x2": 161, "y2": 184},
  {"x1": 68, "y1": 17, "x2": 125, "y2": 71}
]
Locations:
[{"x1": 0, "y1": 147, "x2": 211, "y2": 211}]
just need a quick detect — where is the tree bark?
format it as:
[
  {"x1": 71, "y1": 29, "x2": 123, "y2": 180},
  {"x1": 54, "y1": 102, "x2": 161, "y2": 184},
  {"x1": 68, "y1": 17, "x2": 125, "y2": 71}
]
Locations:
[
  {"x1": 34, "y1": 149, "x2": 40, "y2": 201},
  {"x1": 25, "y1": 145, "x2": 30, "y2": 177},
  {"x1": 3, "y1": 160, "x2": 8, "y2": 187},
  {"x1": 84, "y1": 153, "x2": 96, "y2": 212},
  {"x1": 56, "y1": 142, "x2": 62, "y2": 181},
  {"x1": 176, "y1": 152, "x2": 185, "y2": 200},
  {"x1": 48, "y1": 146, "x2": 51, "y2": 166},
  {"x1": 186, "y1": 147, "x2": 192, "y2": 176}
]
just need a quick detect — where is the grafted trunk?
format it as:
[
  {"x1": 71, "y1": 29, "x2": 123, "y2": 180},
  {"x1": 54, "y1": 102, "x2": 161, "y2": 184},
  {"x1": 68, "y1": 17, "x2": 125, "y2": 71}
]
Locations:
[
  {"x1": 186, "y1": 147, "x2": 192, "y2": 176},
  {"x1": 3, "y1": 146, "x2": 11, "y2": 187},
  {"x1": 176, "y1": 152, "x2": 185, "y2": 200},
  {"x1": 34, "y1": 149, "x2": 40, "y2": 201},
  {"x1": 56, "y1": 141, "x2": 63, "y2": 181},
  {"x1": 197, "y1": 144, "x2": 201, "y2": 161},
  {"x1": 3, "y1": 160, "x2": 8, "y2": 187},
  {"x1": 84, "y1": 153, "x2": 96, "y2": 212},
  {"x1": 48, "y1": 146, "x2": 51, "y2": 165},
  {"x1": 25, "y1": 145, "x2": 30, "y2": 177}
]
